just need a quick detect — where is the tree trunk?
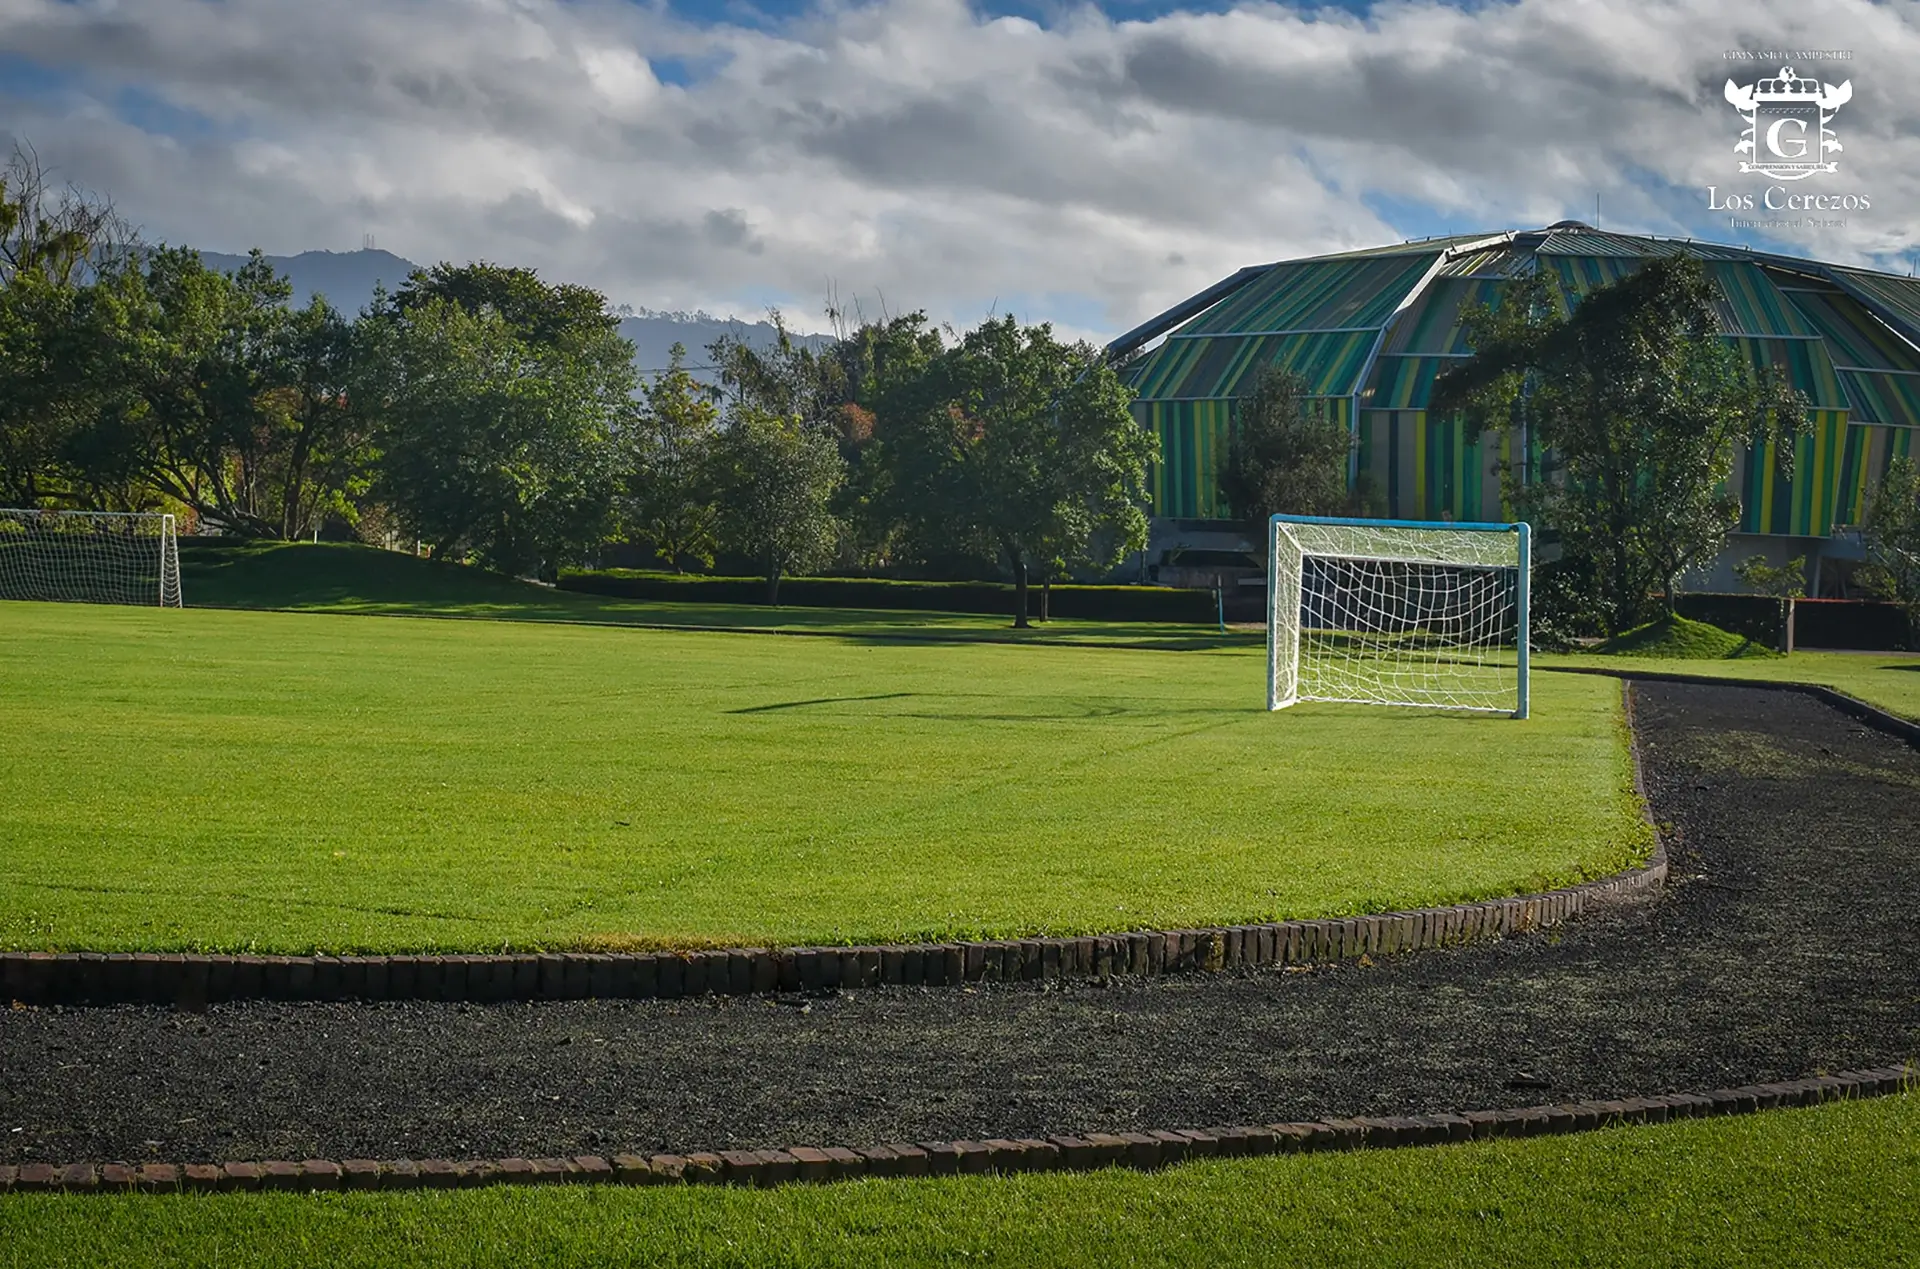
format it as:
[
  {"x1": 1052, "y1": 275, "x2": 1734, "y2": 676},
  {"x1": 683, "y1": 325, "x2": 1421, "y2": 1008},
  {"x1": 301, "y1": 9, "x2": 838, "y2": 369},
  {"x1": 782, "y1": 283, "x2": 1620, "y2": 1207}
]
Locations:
[
  {"x1": 766, "y1": 551, "x2": 781, "y2": 606},
  {"x1": 1011, "y1": 552, "x2": 1030, "y2": 629},
  {"x1": 1040, "y1": 579, "x2": 1051, "y2": 623}
]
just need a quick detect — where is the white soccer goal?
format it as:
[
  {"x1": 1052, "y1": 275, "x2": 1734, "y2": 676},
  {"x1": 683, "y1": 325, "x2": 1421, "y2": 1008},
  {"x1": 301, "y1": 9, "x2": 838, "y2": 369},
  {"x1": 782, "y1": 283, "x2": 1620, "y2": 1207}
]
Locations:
[
  {"x1": 1268, "y1": 515, "x2": 1529, "y2": 718},
  {"x1": 0, "y1": 509, "x2": 184, "y2": 607}
]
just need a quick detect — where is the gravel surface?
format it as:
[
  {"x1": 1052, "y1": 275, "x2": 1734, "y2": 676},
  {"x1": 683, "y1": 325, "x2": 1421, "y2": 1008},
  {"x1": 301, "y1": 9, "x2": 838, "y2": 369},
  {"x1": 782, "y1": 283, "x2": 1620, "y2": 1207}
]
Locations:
[{"x1": 3, "y1": 680, "x2": 1916, "y2": 1164}]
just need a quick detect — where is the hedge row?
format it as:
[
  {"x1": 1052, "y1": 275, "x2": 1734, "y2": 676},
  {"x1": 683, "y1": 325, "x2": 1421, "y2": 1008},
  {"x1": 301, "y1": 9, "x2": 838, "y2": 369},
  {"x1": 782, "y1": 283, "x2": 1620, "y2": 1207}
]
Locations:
[
  {"x1": 1676, "y1": 593, "x2": 1913, "y2": 652},
  {"x1": 558, "y1": 571, "x2": 1221, "y2": 623}
]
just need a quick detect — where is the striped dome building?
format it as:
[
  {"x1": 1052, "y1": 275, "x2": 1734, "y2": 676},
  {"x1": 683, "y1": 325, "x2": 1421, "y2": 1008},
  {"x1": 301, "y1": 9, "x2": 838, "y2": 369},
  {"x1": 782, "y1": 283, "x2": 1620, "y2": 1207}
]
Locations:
[{"x1": 1107, "y1": 223, "x2": 1920, "y2": 592}]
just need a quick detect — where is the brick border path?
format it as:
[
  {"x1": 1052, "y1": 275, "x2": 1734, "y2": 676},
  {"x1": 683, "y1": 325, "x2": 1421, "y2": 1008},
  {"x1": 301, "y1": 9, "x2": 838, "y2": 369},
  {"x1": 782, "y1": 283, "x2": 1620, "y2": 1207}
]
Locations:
[{"x1": 2, "y1": 1067, "x2": 1910, "y2": 1195}]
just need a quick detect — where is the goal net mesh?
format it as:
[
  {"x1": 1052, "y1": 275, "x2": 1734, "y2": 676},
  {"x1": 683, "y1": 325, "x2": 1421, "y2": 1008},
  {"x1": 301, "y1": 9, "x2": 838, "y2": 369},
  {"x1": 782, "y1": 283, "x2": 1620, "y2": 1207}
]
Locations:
[
  {"x1": 1270, "y1": 520, "x2": 1523, "y2": 714},
  {"x1": 0, "y1": 510, "x2": 183, "y2": 607}
]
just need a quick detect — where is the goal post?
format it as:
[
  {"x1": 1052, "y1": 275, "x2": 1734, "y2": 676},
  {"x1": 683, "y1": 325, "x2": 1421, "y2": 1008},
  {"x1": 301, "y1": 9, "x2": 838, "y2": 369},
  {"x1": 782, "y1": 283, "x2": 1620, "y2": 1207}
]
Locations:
[
  {"x1": 0, "y1": 509, "x2": 184, "y2": 608},
  {"x1": 1268, "y1": 514, "x2": 1529, "y2": 718}
]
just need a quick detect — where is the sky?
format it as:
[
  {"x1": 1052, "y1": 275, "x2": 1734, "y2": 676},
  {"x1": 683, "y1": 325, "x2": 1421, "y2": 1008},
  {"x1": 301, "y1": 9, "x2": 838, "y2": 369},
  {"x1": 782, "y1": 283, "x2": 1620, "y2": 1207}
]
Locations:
[{"x1": 2, "y1": 0, "x2": 1917, "y2": 343}]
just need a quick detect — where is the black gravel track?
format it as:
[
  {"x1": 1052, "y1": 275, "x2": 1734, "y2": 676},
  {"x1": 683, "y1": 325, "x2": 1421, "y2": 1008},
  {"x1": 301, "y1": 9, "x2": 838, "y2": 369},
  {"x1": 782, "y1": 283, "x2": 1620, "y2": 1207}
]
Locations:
[{"x1": 3, "y1": 680, "x2": 1917, "y2": 1164}]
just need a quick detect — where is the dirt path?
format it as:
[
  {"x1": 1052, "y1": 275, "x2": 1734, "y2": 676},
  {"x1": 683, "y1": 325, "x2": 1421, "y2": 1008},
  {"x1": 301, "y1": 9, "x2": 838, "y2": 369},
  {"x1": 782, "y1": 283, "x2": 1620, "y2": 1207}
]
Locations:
[{"x1": 2, "y1": 681, "x2": 1915, "y2": 1164}]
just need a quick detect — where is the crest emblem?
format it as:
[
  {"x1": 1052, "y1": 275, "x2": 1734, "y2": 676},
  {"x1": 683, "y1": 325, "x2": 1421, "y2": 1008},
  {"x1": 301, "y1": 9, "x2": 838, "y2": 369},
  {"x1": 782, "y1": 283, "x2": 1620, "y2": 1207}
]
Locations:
[{"x1": 1724, "y1": 66, "x2": 1851, "y2": 180}]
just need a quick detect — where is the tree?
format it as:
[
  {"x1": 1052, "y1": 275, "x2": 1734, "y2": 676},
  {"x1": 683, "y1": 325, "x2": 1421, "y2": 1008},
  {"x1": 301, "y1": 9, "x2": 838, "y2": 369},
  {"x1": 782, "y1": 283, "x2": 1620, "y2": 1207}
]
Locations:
[
  {"x1": 1435, "y1": 256, "x2": 1807, "y2": 635},
  {"x1": 0, "y1": 144, "x2": 136, "y2": 507},
  {"x1": 873, "y1": 317, "x2": 1153, "y2": 626},
  {"x1": 1734, "y1": 553, "x2": 1807, "y2": 652},
  {"x1": 706, "y1": 308, "x2": 871, "y2": 440},
  {"x1": 1858, "y1": 456, "x2": 1920, "y2": 632},
  {"x1": 362, "y1": 295, "x2": 627, "y2": 578},
  {"x1": 623, "y1": 343, "x2": 720, "y2": 571},
  {"x1": 363, "y1": 265, "x2": 637, "y2": 577},
  {"x1": 268, "y1": 294, "x2": 374, "y2": 539},
  {"x1": 0, "y1": 142, "x2": 131, "y2": 288},
  {"x1": 820, "y1": 311, "x2": 947, "y2": 568},
  {"x1": 393, "y1": 261, "x2": 623, "y2": 353},
  {"x1": 709, "y1": 407, "x2": 845, "y2": 604},
  {"x1": 97, "y1": 248, "x2": 375, "y2": 538},
  {"x1": 1218, "y1": 366, "x2": 1353, "y2": 548}
]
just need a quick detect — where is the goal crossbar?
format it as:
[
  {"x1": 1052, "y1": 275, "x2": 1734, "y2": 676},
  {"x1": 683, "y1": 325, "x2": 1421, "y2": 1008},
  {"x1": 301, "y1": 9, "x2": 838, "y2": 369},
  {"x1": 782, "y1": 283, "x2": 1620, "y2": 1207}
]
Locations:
[{"x1": 1267, "y1": 514, "x2": 1530, "y2": 719}]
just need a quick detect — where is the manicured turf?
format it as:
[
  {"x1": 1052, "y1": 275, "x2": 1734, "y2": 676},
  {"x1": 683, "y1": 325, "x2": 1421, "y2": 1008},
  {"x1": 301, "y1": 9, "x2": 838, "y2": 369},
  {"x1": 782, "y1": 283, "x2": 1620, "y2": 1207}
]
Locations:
[
  {"x1": 3, "y1": 1094, "x2": 1914, "y2": 1269},
  {"x1": 0, "y1": 600, "x2": 1647, "y2": 954},
  {"x1": 181, "y1": 541, "x2": 1252, "y2": 649}
]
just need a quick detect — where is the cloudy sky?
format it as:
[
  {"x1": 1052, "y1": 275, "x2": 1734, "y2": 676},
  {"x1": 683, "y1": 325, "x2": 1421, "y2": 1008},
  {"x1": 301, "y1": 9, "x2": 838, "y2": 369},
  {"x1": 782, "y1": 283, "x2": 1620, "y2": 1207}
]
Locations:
[{"x1": 3, "y1": 0, "x2": 1916, "y2": 341}]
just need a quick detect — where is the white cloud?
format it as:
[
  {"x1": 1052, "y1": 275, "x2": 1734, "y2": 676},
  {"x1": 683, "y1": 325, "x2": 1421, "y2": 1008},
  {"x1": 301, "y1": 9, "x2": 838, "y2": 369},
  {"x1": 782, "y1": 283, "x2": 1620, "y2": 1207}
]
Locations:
[{"x1": 1, "y1": 0, "x2": 1916, "y2": 338}]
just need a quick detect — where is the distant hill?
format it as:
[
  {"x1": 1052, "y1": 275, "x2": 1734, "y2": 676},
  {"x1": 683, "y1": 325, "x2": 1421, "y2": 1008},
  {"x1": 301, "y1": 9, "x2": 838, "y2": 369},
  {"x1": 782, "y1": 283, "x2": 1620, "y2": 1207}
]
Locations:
[
  {"x1": 613, "y1": 307, "x2": 835, "y2": 379},
  {"x1": 193, "y1": 247, "x2": 832, "y2": 381},
  {"x1": 196, "y1": 248, "x2": 417, "y2": 313}
]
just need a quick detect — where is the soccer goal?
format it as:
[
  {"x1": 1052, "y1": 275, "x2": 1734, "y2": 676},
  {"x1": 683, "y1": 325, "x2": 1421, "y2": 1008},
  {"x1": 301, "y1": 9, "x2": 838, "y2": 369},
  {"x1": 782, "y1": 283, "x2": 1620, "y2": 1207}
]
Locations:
[
  {"x1": 0, "y1": 509, "x2": 184, "y2": 607},
  {"x1": 1268, "y1": 515, "x2": 1529, "y2": 718}
]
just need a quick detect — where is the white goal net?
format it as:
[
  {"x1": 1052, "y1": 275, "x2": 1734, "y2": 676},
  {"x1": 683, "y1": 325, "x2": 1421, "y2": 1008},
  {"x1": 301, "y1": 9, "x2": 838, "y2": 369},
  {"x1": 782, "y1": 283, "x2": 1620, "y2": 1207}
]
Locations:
[
  {"x1": 1268, "y1": 515, "x2": 1529, "y2": 717},
  {"x1": 0, "y1": 509, "x2": 184, "y2": 607}
]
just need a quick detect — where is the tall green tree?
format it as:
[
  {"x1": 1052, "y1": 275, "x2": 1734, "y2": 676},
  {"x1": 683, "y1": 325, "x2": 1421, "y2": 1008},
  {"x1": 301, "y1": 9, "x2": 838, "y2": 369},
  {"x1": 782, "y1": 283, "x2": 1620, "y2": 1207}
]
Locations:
[
  {"x1": 709, "y1": 407, "x2": 845, "y2": 603},
  {"x1": 873, "y1": 317, "x2": 1153, "y2": 626},
  {"x1": 0, "y1": 144, "x2": 136, "y2": 507},
  {"x1": 1218, "y1": 366, "x2": 1353, "y2": 549},
  {"x1": 1435, "y1": 257, "x2": 1807, "y2": 634},
  {"x1": 362, "y1": 295, "x2": 627, "y2": 578},
  {"x1": 112, "y1": 249, "x2": 309, "y2": 535},
  {"x1": 363, "y1": 264, "x2": 637, "y2": 577},
  {"x1": 1858, "y1": 456, "x2": 1920, "y2": 630},
  {"x1": 393, "y1": 261, "x2": 623, "y2": 353},
  {"x1": 623, "y1": 343, "x2": 720, "y2": 571},
  {"x1": 708, "y1": 310, "x2": 840, "y2": 431},
  {"x1": 821, "y1": 311, "x2": 946, "y2": 568}
]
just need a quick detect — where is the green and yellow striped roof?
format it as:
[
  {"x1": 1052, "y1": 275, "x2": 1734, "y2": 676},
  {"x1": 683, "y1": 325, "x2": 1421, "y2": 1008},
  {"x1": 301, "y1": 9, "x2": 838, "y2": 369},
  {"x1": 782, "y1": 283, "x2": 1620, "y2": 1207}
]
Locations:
[{"x1": 1113, "y1": 225, "x2": 1920, "y2": 533}]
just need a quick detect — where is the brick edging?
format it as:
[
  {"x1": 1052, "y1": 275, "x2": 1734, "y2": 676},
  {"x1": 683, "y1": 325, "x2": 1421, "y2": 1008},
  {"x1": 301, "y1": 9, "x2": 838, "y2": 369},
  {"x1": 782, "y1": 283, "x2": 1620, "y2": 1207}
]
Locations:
[
  {"x1": 0, "y1": 863, "x2": 1668, "y2": 1007},
  {"x1": 2, "y1": 676, "x2": 1681, "y2": 1008},
  {"x1": 2, "y1": 1065, "x2": 1910, "y2": 1196}
]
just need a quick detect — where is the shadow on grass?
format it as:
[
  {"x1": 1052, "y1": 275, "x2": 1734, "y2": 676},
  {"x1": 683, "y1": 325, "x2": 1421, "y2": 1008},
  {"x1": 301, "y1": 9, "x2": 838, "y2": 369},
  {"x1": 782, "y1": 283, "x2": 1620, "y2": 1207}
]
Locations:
[
  {"x1": 726, "y1": 691, "x2": 1258, "y2": 722},
  {"x1": 727, "y1": 692, "x2": 919, "y2": 714},
  {"x1": 177, "y1": 541, "x2": 1264, "y2": 652}
]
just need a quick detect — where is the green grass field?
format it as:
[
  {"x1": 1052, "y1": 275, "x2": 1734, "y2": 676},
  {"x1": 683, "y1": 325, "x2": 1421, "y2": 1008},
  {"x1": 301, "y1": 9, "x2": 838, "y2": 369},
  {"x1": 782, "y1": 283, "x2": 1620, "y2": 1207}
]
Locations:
[
  {"x1": 6, "y1": 549, "x2": 1916, "y2": 1263},
  {"x1": 3, "y1": 1093, "x2": 1914, "y2": 1269},
  {"x1": 180, "y1": 541, "x2": 1252, "y2": 650},
  {"x1": 0, "y1": 598, "x2": 1648, "y2": 953}
]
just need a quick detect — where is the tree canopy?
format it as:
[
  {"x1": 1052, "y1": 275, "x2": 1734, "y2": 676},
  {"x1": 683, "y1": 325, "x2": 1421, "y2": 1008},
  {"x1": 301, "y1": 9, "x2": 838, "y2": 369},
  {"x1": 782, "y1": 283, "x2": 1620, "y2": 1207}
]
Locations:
[
  {"x1": 622, "y1": 343, "x2": 721, "y2": 572},
  {"x1": 871, "y1": 316, "x2": 1154, "y2": 625},
  {"x1": 1218, "y1": 366, "x2": 1353, "y2": 548},
  {"x1": 709, "y1": 406, "x2": 845, "y2": 604},
  {"x1": 1435, "y1": 256, "x2": 1807, "y2": 634},
  {"x1": 1859, "y1": 456, "x2": 1920, "y2": 626},
  {"x1": 3, "y1": 144, "x2": 1171, "y2": 604}
]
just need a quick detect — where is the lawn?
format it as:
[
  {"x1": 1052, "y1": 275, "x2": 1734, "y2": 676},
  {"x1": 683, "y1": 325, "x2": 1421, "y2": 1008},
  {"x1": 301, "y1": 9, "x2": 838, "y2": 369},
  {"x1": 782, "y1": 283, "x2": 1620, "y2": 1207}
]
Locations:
[
  {"x1": 1543, "y1": 649, "x2": 1920, "y2": 722},
  {"x1": 179, "y1": 541, "x2": 1253, "y2": 650},
  {"x1": 2, "y1": 1093, "x2": 1913, "y2": 1269},
  {"x1": 0, "y1": 599, "x2": 1647, "y2": 954}
]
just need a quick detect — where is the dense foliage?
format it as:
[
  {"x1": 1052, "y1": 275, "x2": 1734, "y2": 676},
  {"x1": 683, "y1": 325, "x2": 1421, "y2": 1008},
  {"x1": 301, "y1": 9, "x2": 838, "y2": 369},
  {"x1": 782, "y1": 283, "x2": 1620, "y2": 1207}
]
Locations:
[
  {"x1": 0, "y1": 150, "x2": 1159, "y2": 620},
  {"x1": 1436, "y1": 256, "x2": 1808, "y2": 635},
  {"x1": 1218, "y1": 366, "x2": 1354, "y2": 547},
  {"x1": 1859, "y1": 456, "x2": 1920, "y2": 623}
]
